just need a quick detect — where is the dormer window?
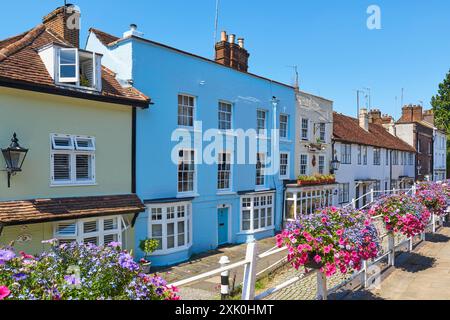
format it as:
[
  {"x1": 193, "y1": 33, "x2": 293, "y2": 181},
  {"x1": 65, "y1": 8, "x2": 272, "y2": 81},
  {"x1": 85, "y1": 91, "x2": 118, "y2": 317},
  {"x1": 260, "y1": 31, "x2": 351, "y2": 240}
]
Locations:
[
  {"x1": 57, "y1": 48, "x2": 101, "y2": 90},
  {"x1": 39, "y1": 45, "x2": 102, "y2": 91},
  {"x1": 59, "y1": 48, "x2": 79, "y2": 83}
]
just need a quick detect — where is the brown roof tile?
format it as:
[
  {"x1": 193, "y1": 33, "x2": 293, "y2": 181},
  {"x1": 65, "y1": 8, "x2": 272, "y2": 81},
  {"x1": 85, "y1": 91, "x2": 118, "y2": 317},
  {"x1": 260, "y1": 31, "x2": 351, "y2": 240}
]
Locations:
[
  {"x1": 0, "y1": 25, "x2": 150, "y2": 107},
  {"x1": 89, "y1": 28, "x2": 119, "y2": 46},
  {"x1": 0, "y1": 194, "x2": 145, "y2": 226},
  {"x1": 333, "y1": 112, "x2": 416, "y2": 152}
]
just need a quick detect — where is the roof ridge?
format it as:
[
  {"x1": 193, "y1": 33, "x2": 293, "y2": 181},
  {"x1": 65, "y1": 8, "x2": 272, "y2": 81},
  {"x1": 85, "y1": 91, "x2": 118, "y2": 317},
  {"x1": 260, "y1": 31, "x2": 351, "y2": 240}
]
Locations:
[{"x1": 0, "y1": 24, "x2": 46, "y2": 62}]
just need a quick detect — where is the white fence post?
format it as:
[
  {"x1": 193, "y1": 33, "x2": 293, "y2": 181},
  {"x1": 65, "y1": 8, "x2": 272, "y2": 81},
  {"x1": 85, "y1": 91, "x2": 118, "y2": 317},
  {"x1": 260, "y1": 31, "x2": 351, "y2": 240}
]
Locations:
[
  {"x1": 351, "y1": 199, "x2": 356, "y2": 209},
  {"x1": 241, "y1": 241, "x2": 258, "y2": 300},
  {"x1": 388, "y1": 233, "x2": 395, "y2": 266},
  {"x1": 393, "y1": 188, "x2": 396, "y2": 195},
  {"x1": 370, "y1": 188, "x2": 374, "y2": 203},
  {"x1": 409, "y1": 237, "x2": 413, "y2": 252},
  {"x1": 316, "y1": 271, "x2": 328, "y2": 300},
  {"x1": 432, "y1": 214, "x2": 437, "y2": 234}
]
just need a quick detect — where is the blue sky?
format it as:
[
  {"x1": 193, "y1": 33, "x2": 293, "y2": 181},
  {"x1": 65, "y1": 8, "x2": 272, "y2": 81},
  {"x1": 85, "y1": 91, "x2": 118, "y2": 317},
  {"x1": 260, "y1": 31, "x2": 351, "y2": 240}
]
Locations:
[{"x1": 1, "y1": 0, "x2": 449, "y2": 119}]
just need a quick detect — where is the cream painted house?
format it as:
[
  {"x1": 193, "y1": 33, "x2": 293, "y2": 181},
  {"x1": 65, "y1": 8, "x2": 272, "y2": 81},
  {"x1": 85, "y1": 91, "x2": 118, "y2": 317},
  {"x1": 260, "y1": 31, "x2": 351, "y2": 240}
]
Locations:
[{"x1": 0, "y1": 5, "x2": 149, "y2": 254}]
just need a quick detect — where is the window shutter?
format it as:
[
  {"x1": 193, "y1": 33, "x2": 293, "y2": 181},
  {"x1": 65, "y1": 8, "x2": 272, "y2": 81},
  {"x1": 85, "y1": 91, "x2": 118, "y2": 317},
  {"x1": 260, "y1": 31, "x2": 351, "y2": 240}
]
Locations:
[
  {"x1": 53, "y1": 154, "x2": 71, "y2": 181},
  {"x1": 55, "y1": 222, "x2": 77, "y2": 236},
  {"x1": 76, "y1": 154, "x2": 91, "y2": 180},
  {"x1": 83, "y1": 220, "x2": 98, "y2": 234}
]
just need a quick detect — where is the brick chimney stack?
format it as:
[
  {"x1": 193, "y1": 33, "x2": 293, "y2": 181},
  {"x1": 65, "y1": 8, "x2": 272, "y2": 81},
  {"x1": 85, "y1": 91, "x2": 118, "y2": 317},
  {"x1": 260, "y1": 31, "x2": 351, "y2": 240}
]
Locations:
[
  {"x1": 400, "y1": 104, "x2": 423, "y2": 123},
  {"x1": 43, "y1": 4, "x2": 80, "y2": 48},
  {"x1": 369, "y1": 109, "x2": 382, "y2": 125},
  {"x1": 423, "y1": 109, "x2": 435, "y2": 125},
  {"x1": 215, "y1": 31, "x2": 250, "y2": 72}
]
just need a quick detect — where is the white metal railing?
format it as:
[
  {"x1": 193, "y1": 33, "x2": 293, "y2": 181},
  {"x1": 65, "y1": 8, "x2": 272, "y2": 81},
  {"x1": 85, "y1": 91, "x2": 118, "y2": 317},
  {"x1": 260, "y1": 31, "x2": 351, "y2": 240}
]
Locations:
[
  {"x1": 168, "y1": 185, "x2": 449, "y2": 300},
  {"x1": 344, "y1": 187, "x2": 414, "y2": 210}
]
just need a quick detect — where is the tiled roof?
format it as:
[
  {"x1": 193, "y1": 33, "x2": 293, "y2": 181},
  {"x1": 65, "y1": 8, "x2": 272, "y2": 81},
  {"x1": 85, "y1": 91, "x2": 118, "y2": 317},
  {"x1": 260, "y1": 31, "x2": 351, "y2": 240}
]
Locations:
[
  {"x1": 0, "y1": 194, "x2": 145, "y2": 226},
  {"x1": 333, "y1": 112, "x2": 416, "y2": 152},
  {"x1": 0, "y1": 25, "x2": 150, "y2": 107},
  {"x1": 89, "y1": 28, "x2": 119, "y2": 46}
]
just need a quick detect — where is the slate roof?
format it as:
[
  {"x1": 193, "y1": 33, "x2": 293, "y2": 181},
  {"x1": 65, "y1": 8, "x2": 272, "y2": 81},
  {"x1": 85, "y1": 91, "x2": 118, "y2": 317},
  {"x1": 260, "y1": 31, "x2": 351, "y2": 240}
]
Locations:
[
  {"x1": 333, "y1": 112, "x2": 416, "y2": 152},
  {"x1": 0, "y1": 25, "x2": 150, "y2": 107},
  {"x1": 0, "y1": 194, "x2": 145, "y2": 226}
]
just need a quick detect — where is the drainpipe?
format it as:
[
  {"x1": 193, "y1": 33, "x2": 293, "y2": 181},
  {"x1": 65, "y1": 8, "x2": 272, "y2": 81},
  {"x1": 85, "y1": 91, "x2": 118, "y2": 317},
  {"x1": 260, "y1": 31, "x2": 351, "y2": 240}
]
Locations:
[{"x1": 271, "y1": 96, "x2": 281, "y2": 230}]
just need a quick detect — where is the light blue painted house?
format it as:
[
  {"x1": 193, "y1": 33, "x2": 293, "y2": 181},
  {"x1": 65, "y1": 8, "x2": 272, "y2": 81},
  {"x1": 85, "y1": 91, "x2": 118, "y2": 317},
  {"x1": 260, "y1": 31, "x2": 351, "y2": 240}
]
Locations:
[{"x1": 87, "y1": 26, "x2": 296, "y2": 266}]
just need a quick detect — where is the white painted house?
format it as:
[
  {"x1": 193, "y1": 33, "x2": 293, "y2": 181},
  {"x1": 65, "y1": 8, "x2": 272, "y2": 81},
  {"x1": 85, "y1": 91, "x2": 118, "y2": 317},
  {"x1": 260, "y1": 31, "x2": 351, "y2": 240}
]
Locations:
[
  {"x1": 422, "y1": 110, "x2": 447, "y2": 181},
  {"x1": 333, "y1": 109, "x2": 416, "y2": 208},
  {"x1": 284, "y1": 90, "x2": 337, "y2": 222}
]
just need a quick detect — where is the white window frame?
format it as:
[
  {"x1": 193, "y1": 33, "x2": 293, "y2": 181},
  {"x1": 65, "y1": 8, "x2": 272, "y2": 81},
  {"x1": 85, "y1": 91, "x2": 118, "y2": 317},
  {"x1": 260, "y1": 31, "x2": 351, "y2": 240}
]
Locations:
[
  {"x1": 373, "y1": 148, "x2": 381, "y2": 165},
  {"x1": 256, "y1": 153, "x2": 266, "y2": 187},
  {"x1": 177, "y1": 149, "x2": 196, "y2": 196},
  {"x1": 318, "y1": 123, "x2": 326, "y2": 142},
  {"x1": 318, "y1": 155, "x2": 325, "y2": 174},
  {"x1": 50, "y1": 134, "x2": 96, "y2": 186},
  {"x1": 357, "y1": 145, "x2": 362, "y2": 165},
  {"x1": 279, "y1": 152, "x2": 290, "y2": 180},
  {"x1": 301, "y1": 118, "x2": 309, "y2": 141},
  {"x1": 54, "y1": 215, "x2": 125, "y2": 246},
  {"x1": 257, "y1": 109, "x2": 267, "y2": 136},
  {"x1": 392, "y1": 150, "x2": 399, "y2": 165},
  {"x1": 339, "y1": 183, "x2": 350, "y2": 204},
  {"x1": 341, "y1": 144, "x2": 352, "y2": 164},
  {"x1": 147, "y1": 202, "x2": 192, "y2": 254},
  {"x1": 218, "y1": 101, "x2": 233, "y2": 131},
  {"x1": 178, "y1": 94, "x2": 195, "y2": 128},
  {"x1": 57, "y1": 48, "x2": 79, "y2": 84},
  {"x1": 299, "y1": 154, "x2": 308, "y2": 175},
  {"x1": 240, "y1": 193, "x2": 274, "y2": 233},
  {"x1": 362, "y1": 146, "x2": 368, "y2": 165},
  {"x1": 279, "y1": 114, "x2": 289, "y2": 140},
  {"x1": 217, "y1": 151, "x2": 232, "y2": 192}
]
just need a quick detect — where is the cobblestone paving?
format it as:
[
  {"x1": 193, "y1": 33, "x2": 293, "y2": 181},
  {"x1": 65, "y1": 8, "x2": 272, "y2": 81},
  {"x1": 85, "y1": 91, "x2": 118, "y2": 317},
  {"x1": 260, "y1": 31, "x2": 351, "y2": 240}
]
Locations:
[{"x1": 261, "y1": 264, "x2": 350, "y2": 300}]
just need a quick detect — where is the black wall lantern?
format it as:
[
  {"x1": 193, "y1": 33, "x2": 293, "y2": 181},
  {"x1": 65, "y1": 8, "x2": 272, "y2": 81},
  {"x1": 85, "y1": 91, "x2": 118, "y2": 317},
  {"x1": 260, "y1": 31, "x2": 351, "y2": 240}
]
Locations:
[
  {"x1": 330, "y1": 157, "x2": 341, "y2": 174},
  {"x1": 2, "y1": 133, "x2": 28, "y2": 188}
]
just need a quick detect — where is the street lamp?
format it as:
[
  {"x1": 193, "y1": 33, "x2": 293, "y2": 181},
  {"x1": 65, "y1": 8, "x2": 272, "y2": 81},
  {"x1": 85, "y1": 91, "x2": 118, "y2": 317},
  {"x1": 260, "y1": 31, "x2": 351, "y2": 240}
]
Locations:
[
  {"x1": 330, "y1": 157, "x2": 341, "y2": 174},
  {"x1": 2, "y1": 133, "x2": 28, "y2": 188}
]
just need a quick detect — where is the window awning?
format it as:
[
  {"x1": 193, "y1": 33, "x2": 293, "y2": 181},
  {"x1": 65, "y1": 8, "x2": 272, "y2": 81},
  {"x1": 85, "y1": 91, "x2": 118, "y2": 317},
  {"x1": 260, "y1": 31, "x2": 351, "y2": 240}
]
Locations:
[{"x1": 0, "y1": 194, "x2": 145, "y2": 227}]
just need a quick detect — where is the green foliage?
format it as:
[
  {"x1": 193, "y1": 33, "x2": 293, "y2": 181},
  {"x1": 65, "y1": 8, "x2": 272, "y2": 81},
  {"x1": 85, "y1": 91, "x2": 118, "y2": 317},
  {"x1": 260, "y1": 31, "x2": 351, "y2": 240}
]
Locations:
[
  {"x1": 139, "y1": 238, "x2": 159, "y2": 258},
  {"x1": 431, "y1": 70, "x2": 450, "y2": 132}
]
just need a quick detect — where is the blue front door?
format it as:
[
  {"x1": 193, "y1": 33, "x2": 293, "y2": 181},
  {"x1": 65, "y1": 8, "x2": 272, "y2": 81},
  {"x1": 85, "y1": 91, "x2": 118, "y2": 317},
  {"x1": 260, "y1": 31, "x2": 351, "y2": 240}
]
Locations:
[{"x1": 218, "y1": 208, "x2": 229, "y2": 246}]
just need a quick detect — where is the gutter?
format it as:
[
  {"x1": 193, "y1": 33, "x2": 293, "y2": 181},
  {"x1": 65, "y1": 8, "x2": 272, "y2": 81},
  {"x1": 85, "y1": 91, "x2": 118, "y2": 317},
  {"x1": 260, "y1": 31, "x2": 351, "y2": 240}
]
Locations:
[{"x1": 0, "y1": 78, "x2": 150, "y2": 109}]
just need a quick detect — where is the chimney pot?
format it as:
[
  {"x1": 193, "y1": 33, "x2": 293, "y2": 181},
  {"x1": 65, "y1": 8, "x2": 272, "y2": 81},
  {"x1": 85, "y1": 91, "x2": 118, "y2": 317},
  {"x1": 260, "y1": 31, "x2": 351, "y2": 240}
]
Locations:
[
  {"x1": 359, "y1": 108, "x2": 369, "y2": 131},
  {"x1": 220, "y1": 31, "x2": 227, "y2": 42},
  {"x1": 229, "y1": 34, "x2": 236, "y2": 44},
  {"x1": 238, "y1": 38, "x2": 244, "y2": 48}
]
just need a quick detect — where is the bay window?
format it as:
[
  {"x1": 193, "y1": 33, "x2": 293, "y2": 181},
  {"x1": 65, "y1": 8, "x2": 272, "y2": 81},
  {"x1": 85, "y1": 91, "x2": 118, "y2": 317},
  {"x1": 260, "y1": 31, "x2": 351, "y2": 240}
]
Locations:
[
  {"x1": 241, "y1": 194, "x2": 274, "y2": 232},
  {"x1": 50, "y1": 134, "x2": 95, "y2": 185},
  {"x1": 148, "y1": 202, "x2": 192, "y2": 253}
]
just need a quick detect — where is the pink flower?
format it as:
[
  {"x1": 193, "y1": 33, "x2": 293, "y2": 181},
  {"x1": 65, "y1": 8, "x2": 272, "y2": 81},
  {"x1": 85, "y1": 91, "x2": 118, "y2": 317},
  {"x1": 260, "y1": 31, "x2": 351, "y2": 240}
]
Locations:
[
  {"x1": 323, "y1": 245, "x2": 332, "y2": 254},
  {"x1": 0, "y1": 286, "x2": 10, "y2": 300},
  {"x1": 314, "y1": 255, "x2": 322, "y2": 264},
  {"x1": 336, "y1": 229, "x2": 344, "y2": 236}
]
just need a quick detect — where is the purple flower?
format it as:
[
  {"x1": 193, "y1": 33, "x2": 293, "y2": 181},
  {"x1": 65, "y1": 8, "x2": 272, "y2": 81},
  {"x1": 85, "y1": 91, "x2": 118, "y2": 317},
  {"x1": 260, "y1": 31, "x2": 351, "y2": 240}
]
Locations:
[
  {"x1": 64, "y1": 275, "x2": 81, "y2": 286},
  {"x1": 12, "y1": 273, "x2": 28, "y2": 281},
  {"x1": 108, "y1": 242, "x2": 122, "y2": 248},
  {"x1": 0, "y1": 249, "x2": 15, "y2": 264}
]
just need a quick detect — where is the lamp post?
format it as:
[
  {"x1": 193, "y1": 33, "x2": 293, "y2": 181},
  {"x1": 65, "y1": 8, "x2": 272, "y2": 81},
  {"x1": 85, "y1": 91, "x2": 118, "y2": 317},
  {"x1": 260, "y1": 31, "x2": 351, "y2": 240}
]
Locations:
[{"x1": 2, "y1": 133, "x2": 28, "y2": 188}]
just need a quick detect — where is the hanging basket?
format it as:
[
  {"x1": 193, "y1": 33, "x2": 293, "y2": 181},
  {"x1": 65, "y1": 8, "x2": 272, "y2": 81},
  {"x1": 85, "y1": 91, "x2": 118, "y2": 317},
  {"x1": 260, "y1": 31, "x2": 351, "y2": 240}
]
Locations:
[{"x1": 304, "y1": 253, "x2": 324, "y2": 270}]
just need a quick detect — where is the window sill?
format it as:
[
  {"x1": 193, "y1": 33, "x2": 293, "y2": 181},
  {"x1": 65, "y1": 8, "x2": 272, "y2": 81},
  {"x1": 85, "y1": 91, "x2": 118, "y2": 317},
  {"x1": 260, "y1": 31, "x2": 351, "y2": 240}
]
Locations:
[
  {"x1": 176, "y1": 126, "x2": 201, "y2": 133},
  {"x1": 238, "y1": 226, "x2": 275, "y2": 235},
  {"x1": 51, "y1": 182, "x2": 97, "y2": 187},
  {"x1": 150, "y1": 244, "x2": 192, "y2": 257},
  {"x1": 176, "y1": 193, "x2": 199, "y2": 199},
  {"x1": 254, "y1": 187, "x2": 271, "y2": 192},
  {"x1": 217, "y1": 191, "x2": 237, "y2": 196},
  {"x1": 217, "y1": 130, "x2": 237, "y2": 137}
]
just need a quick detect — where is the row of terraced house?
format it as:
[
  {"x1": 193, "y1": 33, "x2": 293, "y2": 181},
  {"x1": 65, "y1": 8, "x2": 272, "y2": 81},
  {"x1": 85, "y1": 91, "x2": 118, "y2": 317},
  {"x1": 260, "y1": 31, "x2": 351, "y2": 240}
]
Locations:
[{"x1": 0, "y1": 5, "x2": 446, "y2": 266}]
